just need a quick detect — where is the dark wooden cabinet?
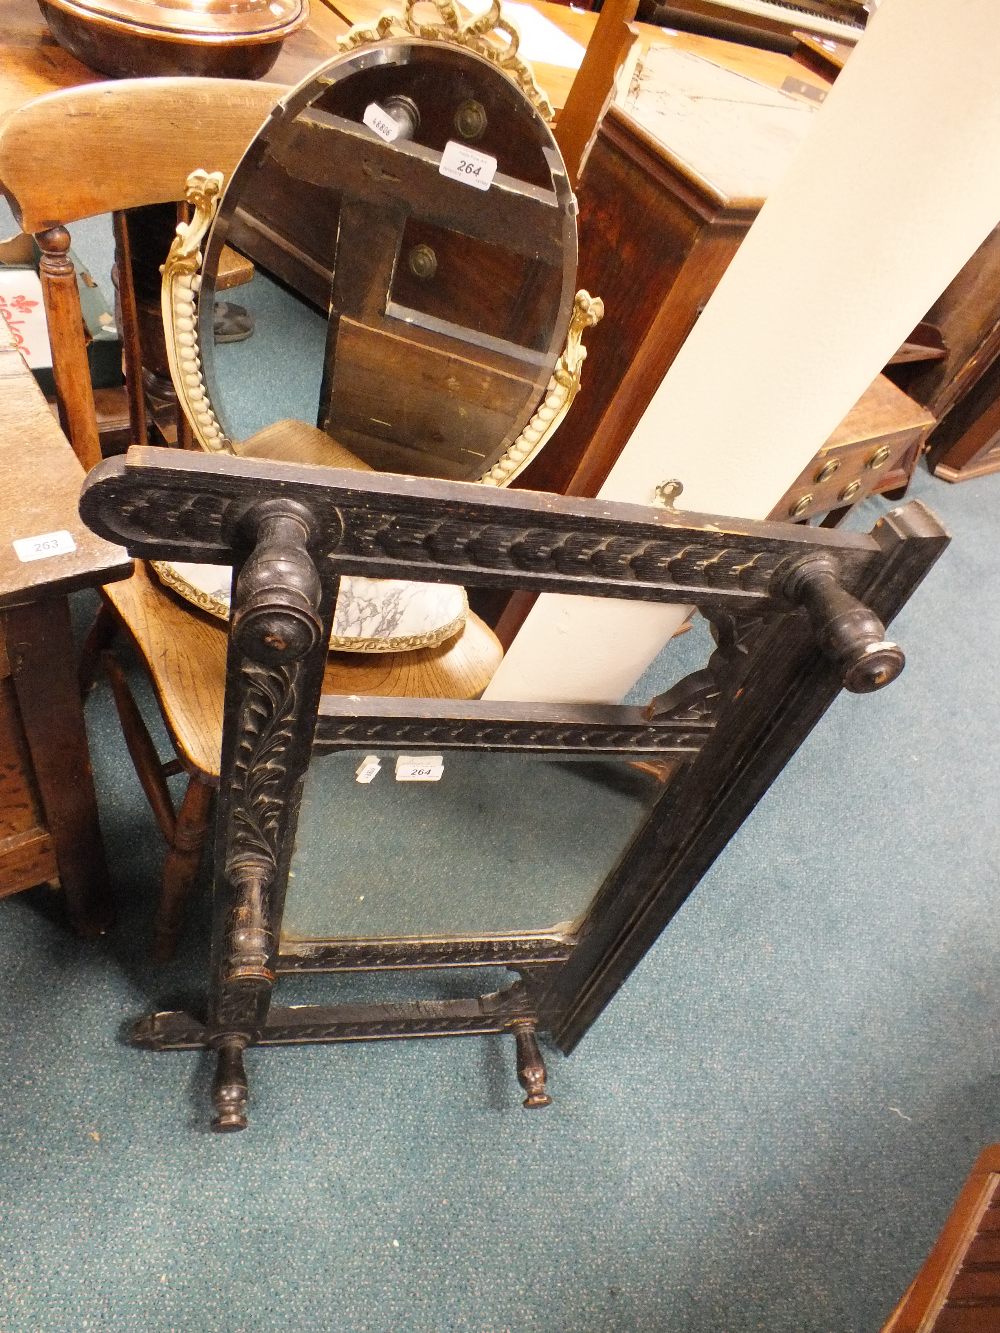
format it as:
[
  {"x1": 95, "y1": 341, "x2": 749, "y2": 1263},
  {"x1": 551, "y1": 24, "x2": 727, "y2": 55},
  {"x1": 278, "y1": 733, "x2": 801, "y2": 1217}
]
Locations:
[
  {"x1": 517, "y1": 103, "x2": 759, "y2": 500},
  {"x1": 923, "y1": 348, "x2": 1000, "y2": 482},
  {"x1": 885, "y1": 224, "x2": 1000, "y2": 484},
  {"x1": 887, "y1": 223, "x2": 1000, "y2": 482}
]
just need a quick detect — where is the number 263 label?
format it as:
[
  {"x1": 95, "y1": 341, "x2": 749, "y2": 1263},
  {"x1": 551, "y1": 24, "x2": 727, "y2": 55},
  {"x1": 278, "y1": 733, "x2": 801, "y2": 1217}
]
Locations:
[
  {"x1": 439, "y1": 141, "x2": 497, "y2": 192},
  {"x1": 13, "y1": 529, "x2": 76, "y2": 563}
]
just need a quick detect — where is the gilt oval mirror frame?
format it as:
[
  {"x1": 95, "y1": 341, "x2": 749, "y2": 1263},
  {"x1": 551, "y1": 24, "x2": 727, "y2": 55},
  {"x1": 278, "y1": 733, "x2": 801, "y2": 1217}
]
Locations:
[{"x1": 163, "y1": 0, "x2": 603, "y2": 489}]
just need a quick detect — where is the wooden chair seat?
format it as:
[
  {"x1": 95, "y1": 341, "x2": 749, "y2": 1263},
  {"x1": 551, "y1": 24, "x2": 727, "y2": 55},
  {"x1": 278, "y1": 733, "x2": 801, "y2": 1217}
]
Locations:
[
  {"x1": 103, "y1": 561, "x2": 503, "y2": 785},
  {"x1": 234, "y1": 417, "x2": 372, "y2": 469}
]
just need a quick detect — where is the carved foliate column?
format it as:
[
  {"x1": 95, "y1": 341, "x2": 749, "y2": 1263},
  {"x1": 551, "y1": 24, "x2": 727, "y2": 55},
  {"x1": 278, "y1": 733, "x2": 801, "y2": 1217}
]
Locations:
[{"x1": 206, "y1": 499, "x2": 337, "y2": 1130}]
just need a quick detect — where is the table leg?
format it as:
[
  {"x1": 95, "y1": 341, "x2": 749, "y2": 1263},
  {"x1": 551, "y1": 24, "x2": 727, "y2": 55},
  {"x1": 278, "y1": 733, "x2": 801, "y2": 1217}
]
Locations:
[{"x1": 3, "y1": 596, "x2": 114, "y2": 936}]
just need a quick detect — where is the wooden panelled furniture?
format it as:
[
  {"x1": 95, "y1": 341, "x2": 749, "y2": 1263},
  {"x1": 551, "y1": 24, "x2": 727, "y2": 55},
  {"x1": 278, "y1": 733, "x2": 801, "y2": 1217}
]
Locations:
[
  {"x1": 920, "y1": 350, "x2": 1000, "y2": 483},
  {"x1": 888, "y1": 225, "x2": 1000, "y2": 484},
  {"x1": 0, "y1": 312, "x2": 129, "y2": 933},
  {"x1": 882, "y1": 1145, "x2": 1000, "y2": 1332}
]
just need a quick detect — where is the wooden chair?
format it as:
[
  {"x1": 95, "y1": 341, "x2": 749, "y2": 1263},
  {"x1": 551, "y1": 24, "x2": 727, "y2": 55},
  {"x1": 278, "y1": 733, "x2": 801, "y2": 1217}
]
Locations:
[
  {"x1": 0, "y1": 76, "x2": 283, "y2": 472},
  {"x1": 0, "y1": 76, "x2": 504, "y2": 957}
]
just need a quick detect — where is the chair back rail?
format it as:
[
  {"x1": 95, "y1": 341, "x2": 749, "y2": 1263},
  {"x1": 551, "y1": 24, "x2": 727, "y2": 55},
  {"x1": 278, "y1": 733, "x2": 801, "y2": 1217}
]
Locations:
[{"x1": 0, "y1": 78, "x2": 280, "y2": 468}]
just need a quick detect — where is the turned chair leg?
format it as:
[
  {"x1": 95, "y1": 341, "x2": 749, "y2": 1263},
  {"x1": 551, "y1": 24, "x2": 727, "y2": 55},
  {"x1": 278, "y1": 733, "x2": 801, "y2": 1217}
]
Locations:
[
  {"x1": 511, "y1": 1020, "x2": 552, "y2": 1108},
  {"x1": 102, "y1": 650, "x2": 214, "y2": 960},
  {"x1": 79, "y1": 603, "x2": 119, "y2": 698},
  {"x1": 211, "y1": 1041, "x2": 249, "y2": 1132},
  {"x1": 153, "y1": 777, "x2": 214, "y2": 963}
]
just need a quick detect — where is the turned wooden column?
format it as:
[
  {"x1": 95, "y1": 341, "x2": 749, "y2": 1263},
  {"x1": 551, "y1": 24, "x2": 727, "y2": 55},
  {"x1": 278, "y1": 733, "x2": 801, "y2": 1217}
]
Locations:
[{"x1": 36, "y1": 225, "x2": 102, "y2": 471}]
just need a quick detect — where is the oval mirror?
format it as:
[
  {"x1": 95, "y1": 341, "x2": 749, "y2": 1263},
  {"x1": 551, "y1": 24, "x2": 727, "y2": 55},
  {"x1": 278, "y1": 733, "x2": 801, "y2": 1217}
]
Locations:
[{"x1": 196, "y1": 33, "x2": 578, "y2": 483}]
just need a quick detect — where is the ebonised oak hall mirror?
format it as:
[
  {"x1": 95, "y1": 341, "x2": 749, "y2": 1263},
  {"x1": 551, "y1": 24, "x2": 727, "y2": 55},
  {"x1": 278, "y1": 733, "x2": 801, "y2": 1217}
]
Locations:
[{"x1": 80, "y1": 446, "x2": 947, "y2": 1130}]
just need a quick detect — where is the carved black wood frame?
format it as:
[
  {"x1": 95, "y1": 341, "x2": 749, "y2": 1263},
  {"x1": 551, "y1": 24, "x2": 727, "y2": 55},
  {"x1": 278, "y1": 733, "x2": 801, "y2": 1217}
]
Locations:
[{"x1": 81, "y1": 447, "x2": 948, "y2": 1130}]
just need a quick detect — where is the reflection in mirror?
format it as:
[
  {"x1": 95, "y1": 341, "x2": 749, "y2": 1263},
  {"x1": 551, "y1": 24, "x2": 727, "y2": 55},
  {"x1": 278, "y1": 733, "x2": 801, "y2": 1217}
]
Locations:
[
  {"x1": 199, "y1": 40, "x2": 577, "y2": 481},
  {"x1": 211, "y1": 277, "x2": 327, "y2": 441},
  {"x1": 281, "y1": 754, "x2": 666, "y2": 944},
  {"x1": 280, "y1": 617, "x2": 714, "y2": 946}
]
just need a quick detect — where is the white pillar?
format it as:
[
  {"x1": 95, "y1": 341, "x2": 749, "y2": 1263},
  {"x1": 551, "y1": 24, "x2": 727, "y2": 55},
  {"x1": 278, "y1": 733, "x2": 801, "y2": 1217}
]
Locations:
[{"x1": 485, "y1": 0, "x2": 1000, "y2": 703}]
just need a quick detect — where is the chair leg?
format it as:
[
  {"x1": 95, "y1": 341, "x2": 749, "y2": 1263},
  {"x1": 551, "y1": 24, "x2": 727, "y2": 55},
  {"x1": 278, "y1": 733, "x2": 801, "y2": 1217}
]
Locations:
[
  {"x1": 78, "y1": 603, "x2": 119, "y2": 698},
  {"x1": 101, "y1": 649, "x2": 177, "y2": 841},
  {"x1": 101, "y1": 648, "x2": 214, "y2": 959},
  {"x1": 153, "y1": 777, "x2": 214, "y2": 963}
]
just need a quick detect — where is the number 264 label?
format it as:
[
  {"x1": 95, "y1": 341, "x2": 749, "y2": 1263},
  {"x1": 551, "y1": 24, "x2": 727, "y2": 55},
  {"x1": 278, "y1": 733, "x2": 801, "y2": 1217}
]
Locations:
[{"x1": 439, "y1": 140, "x2": 497, "y2": 192}]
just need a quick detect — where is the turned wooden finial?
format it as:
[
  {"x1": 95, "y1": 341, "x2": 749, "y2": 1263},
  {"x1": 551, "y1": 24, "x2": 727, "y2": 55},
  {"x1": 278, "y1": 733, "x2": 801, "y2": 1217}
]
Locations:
[
  {"x1": 211, "y1": 1042, "x2": 249, "y2": 1132},
  {"x1": 35, "y1": 225, "x2": 103, "y2": 470},
  {"x1": 783, "y1": 556, "x2": 905, "y2": 694},
  {"x1": 511, "y1": 1021, "x2": 553, "y2": 1109}
]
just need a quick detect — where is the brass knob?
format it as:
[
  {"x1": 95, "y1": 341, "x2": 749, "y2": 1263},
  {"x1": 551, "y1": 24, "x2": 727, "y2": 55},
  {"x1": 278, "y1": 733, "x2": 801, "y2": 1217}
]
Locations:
[
  {"x1": 454, "y1": 99, "x2": 487, "y2": 140},
  {"x1": 653, "y1": 478, "x2": 684, "y2": 509},
  {"x1": 838, "y1": 479, "x2": 862, "y2": 503},
  {"x1": 408, "y1": 244, "x2": 437, "y2": 280},
  {"x1": 866, "y1": 445, "x2": 892, "y2": 470},
  {"x1": 815, "y1": 459, "x2": 840, "y2": 483},
  {"x1": 790, "y1": 493, "x2": 813, "y2": 518}
]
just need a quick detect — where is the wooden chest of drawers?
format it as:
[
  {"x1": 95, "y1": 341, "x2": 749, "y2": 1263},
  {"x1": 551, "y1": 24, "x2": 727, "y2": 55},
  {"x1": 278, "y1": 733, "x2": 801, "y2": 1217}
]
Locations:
[{"x1": 883, "y1": 1143, "x2": 1000, "y2": 1332}]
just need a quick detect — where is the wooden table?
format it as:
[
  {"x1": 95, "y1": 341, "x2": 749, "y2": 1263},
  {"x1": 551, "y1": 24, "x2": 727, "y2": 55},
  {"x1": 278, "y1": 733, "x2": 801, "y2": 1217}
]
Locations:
[
  {"x1": 0, "y1": 0, "x2": 349, "y2": 125},
  {"x1": 0, "y1": 319, "x2": 130, "y2": 934}
]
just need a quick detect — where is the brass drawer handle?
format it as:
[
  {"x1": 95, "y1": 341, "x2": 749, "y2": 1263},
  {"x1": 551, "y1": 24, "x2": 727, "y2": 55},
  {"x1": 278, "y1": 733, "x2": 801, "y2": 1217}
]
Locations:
[
  {"x1": 838, "y1": 479, "x2": 862, "y2": 503},
  {"x1": 866, "y1": 445, "x2": 892, "y2": 470},
  {"x1": 815, "y1": 459, "x2": 840, "y2": 483},
  {"x1": 790, "y1": 494, "x2": 814, "y2": 518}
]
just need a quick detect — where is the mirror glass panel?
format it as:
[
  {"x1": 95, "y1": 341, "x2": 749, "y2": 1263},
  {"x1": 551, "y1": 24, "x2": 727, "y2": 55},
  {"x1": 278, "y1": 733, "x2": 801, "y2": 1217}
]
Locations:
[
  {"x1": 280, "y1": 753, "x2": 668, "y2": 944},
  {"x1": 199, "y1": 40, "x2": 577, "y2": 480}
]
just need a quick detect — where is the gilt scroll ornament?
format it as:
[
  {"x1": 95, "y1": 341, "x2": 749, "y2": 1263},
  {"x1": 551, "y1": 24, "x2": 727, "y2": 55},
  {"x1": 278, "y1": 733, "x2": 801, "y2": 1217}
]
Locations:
[{"x1": 160, "y1": 168, "x2": 231, "y2": 454}]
